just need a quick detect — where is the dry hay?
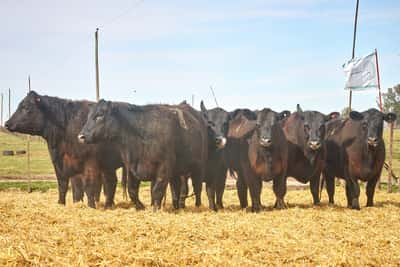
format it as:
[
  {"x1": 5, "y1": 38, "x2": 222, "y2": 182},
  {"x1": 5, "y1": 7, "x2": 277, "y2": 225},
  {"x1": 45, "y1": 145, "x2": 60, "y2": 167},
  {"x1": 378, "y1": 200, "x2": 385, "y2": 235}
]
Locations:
[{"x1": 1, "y1": 185, "x2": 400, "y2": 266}]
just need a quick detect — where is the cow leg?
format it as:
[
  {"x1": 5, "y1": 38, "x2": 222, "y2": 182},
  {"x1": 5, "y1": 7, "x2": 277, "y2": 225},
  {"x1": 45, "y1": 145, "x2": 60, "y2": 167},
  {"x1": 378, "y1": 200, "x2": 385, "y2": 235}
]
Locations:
[
  {"x1": 169, "y1": 176, "x2": 181, "y2": 210},
  {"x1": 71, "y1": 176, "x2": 84, "y2": 202},
  {"x1": 57, "y1": 176, "x2": 69, "y2": 205},
  {"x1": 94, "y1": 178, "x2": 102, "y2": 203},
  {"x1": 83, "y1": 178, "x2": 96, "y2": 209},
  {"x1": 179, "y1": 176, "x2": 188, "y2": 209},
  {"x1": 345, "y1": 181, "x2": 352, "y2": 207},
  {"x1": 243, "y1": 166, "x2": 261, "y2": 212},
  {"x1": 103, "y1": 171, "x2": 117, "y2": 209},
  {"x1": 127, "y1": 173, "x2": 145, "y2": 210},
  {"x1": 216, "y1": 168, "x2": 227, "y2": 209},
  {"x1": 309, "y1": 175, "x2": 321, "y2": 205},
  {"x1": 152, "y1": 177, "x2": 168, "y2": 211},
  {"x1": 206, "y1": 178, "x2": 217, "y2": 211},
  {"x1": 150, "y1": 180, "x2": 155, "y2": 206},
  {"x1": 324, "y1": 172, "x2": 335, "y2": 205},
  {"x1": 191, "y1": 172, "x2": 203, "y2": 207},
  {"x1": 366, "y1": 177, "x2": 378, "y2": 207},
  {"x1": 346, "y1": 178, "x2": 360, "y2": 210},
  {"x1": 273, "y1": 175, "x2": 287, "y2": 209},
  {"x1": 236, "y1": 172, "x2": 248, "y2": 209}
]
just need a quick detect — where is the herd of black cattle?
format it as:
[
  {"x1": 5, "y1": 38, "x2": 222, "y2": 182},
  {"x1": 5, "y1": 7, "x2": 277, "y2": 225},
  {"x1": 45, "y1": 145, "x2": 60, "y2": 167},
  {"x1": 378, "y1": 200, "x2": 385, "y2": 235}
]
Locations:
[{"x1": 4, "y1": 91, "x2": 397, "y2": 212}]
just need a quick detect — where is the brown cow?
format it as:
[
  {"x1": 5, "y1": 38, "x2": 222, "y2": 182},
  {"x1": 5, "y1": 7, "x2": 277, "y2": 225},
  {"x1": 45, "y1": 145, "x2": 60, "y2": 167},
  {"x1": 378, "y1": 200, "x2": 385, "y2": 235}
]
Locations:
[
  {"x1": 323, "y1": 109, "x2": 396, "y2": 209},
  {"x1": 228, "y1": 108, "x2": 290, "y2": 212}
]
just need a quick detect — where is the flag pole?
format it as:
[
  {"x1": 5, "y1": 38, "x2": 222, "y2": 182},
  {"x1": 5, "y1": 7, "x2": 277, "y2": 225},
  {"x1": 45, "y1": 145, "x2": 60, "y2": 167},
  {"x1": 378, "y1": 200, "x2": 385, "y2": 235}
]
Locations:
[
  {"x1": 375, "y1": 48, "x2": 383, "y2": 112},
  {"x1": 348, "y1": 0, "x2": 360, "y2": 111}
]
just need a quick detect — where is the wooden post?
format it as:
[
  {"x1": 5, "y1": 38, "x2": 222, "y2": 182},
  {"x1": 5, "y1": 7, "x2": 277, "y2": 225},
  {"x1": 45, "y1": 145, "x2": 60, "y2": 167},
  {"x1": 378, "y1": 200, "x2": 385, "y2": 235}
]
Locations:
[
  {"x1": 8, "y1": 88, "x2": 11, "y2": 120},
  {"x1": 388, "y1": 122, "x2": 394, "y2": 193},
  {"x1": 1, "y1": 93, "x2": 3, "y2": 127},
  {"x1": 348, "y1": 0, "x2": 360, "y2": 111},
  {"x1": 95, "y1": 28, "x2": 100, "y2": 101},
  {"x1": 27, "y1": 76, "x2": 32, "y2": 193}
]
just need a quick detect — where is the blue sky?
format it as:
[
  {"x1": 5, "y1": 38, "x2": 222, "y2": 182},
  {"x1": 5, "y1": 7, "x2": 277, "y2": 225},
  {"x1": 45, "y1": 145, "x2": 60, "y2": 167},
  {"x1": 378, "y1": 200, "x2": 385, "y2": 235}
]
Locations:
[{"x1": 1, "y1": 0, "x2": 399, "y2": 117}]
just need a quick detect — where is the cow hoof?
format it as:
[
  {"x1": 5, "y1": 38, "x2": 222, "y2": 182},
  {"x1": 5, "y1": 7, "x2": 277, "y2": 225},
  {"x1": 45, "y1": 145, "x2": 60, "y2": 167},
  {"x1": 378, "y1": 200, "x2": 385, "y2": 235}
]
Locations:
[
  {"x1": 104, "y1": 202, "x2": 114, "y2": 210},
  {"x1": 351, "y1": 199, "x2": 360, "y2": 210},
  {"x1": 216, "y1": 203, "x2": 224, "y2": 210},
  {"x1": 58, "y1": 200, "x2": 66, "y2": 205},
  {"x1": 366, "y1": 202, "x2": 373, "y2": 207},
  {"x1": 251, "y1": 206, "x2": 261, "y2": 213},
  {"x1": 274, "y1": 200, "x2": 286, "y2": 210},
  {"x1": 135, "y1": 201, "x2": 145, "y2": 211}
]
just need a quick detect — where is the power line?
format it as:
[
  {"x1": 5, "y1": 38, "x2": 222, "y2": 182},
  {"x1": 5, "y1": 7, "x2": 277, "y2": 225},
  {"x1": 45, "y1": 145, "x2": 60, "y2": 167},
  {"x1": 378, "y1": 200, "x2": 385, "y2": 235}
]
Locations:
[{"x1": 98, "y1": 0, "x2": 145, "y2": 29}]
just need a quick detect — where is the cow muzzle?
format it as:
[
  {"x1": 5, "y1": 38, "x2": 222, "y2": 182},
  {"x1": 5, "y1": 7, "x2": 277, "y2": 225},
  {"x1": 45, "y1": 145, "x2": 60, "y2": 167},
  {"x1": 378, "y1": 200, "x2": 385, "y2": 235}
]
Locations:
[
  {"x1": 367, "y1": 137, "x2": 379, "y2": 147},
  {"x1": 308, "y1": 141, "x2": 321, "y2": 151},
  {"x1": 78, "y1": 134, "x2": 87, "y2": 144},
  {"x1": 216, "y1": 137, "x2": 227, "y2": 149},
  {"x1": 259, "y1": 137, "x2": 272, "y2": 148}
]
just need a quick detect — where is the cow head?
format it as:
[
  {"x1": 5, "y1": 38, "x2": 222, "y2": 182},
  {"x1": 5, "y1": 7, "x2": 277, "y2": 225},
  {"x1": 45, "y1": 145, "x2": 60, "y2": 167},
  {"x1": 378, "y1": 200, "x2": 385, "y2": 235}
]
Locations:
[
  {"x1": 5, "y1": 91, "x2": 47, "y2": 135},
  {"x1": 349, "y1": 108, "x2": 396, "y2": 147},
  {"x1": 78, "y1": 99, "x2": 118, "y2": 144},
  {"x1": 256, "y1": 109, "x2": 290, "y2": 148},
  {"x1": 296, "y1": 104, "x2": 339, "y2": 152},
  {"x1": 200, "y1": 101, "x2": 228, "y2": 149}
]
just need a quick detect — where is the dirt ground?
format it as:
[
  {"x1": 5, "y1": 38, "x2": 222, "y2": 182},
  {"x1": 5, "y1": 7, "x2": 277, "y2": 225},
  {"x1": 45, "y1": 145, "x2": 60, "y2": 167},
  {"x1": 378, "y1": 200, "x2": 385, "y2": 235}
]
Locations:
[{"x1": 1, "y1": 185, "x2": 400, "y2": 266}]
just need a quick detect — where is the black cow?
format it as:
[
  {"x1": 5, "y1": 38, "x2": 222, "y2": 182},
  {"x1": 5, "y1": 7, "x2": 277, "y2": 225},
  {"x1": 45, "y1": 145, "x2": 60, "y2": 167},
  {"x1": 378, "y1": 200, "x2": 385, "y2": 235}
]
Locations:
[
  {"x1": 281, "y1": 104, "x2": 339, "y2": 205},
  {"x1": 78, "y1": 100, "x2": 209, "y2": 211},
  {"x1": 228, "y1": 109, "x2": 290, "y2": 212},
  {"x1": 5, "y1": 91, "x2": 125, "y2": 208},
  {"x1": 200, "y1": 102, "x2": 229, "y2": 211},
  {"x1": 323, "y1": 109, "x2": 396, "y2": 209},
  {"x1": 200, "y1": 102, "x2": 259, "y2": 210}
]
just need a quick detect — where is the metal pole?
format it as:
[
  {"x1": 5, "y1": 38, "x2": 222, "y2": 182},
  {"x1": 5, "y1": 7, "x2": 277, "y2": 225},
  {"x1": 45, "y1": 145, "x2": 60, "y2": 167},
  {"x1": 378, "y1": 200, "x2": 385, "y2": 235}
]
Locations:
[
  {"x1": 375, "y1": 49, "x2": 383, "y2": 112},
  {"x1": 95, "y1": 28, "x2": 100, "y2": 102},
  {"x1": 27, "y1": 76, "x2": 32, "y2": 193},
  {"x1": 210, "y1": 86, "x2": 219, "y2": 107},
  {"x1": 348, "y1": 0, "x2": 360, "y2": 111},
  {"x1": 191, "y1": 94, "x2": 194, "y2": 107}
]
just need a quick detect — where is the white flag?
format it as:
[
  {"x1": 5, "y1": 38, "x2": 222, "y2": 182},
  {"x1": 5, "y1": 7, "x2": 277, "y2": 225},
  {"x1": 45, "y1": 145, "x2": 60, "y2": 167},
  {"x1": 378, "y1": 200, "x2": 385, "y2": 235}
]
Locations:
[{"x1": 343, "y1": 51, "x2": 378, "y2": 90}]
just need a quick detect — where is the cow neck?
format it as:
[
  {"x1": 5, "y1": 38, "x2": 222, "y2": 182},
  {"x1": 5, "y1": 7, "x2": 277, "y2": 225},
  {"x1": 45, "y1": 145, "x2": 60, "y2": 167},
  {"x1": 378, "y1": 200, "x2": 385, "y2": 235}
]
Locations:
[
  {"x1": 115, "y1": 104, "x2": 149, "y2": 144},
  {"x1": 40, "y1": 96, "x2": 84, "y2": 148}
]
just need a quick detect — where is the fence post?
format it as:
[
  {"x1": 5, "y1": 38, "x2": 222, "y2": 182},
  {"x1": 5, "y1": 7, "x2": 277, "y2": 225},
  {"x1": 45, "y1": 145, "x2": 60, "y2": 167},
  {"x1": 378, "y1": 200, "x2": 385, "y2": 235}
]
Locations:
[{"x1": 388, "y1": 122, "x2": 394, "y2": 193}]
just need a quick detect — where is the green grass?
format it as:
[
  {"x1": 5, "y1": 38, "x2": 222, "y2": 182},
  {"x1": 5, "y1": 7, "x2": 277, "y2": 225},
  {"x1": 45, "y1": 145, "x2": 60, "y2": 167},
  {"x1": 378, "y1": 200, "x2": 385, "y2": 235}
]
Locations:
[
  {"x1": 0, "y1": 181, "x2": 57, "y2": 192},
  {"x1": 0, "y1": 129, "x2": 54, "y2": 177}
]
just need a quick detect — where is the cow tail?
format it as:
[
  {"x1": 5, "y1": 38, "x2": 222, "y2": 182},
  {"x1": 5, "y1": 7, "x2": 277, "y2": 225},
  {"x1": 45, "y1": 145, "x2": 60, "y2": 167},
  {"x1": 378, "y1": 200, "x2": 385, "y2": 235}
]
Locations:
[{"x1": 121, "y1": 167, "x2": 128, "y2": 200}]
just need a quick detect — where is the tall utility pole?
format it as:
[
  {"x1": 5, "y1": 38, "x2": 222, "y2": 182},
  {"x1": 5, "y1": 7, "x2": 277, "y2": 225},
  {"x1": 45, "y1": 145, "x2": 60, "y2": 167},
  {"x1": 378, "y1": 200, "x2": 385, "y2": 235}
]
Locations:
[
  {"x1": 27, "y1": 76, "x2": 32, "y2": 193},
  {"x1": 8, "y1": 88, "x2": 11, "y2": 119},
  {"x1": 1, "y1": 93, "x2": 3, "y2": 127},
  {"x1": 95, "y1": 28, "x2": 100, "y2": 101},
  {"x1": 348, "y1": 0, "x2": 360, "y2": 111}
]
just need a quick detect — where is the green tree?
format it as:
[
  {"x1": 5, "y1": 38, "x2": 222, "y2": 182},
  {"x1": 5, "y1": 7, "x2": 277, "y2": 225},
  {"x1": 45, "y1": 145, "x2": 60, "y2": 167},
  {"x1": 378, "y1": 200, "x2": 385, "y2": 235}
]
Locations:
[{"x1": 382, "y1": 84, "x2": 400, "y2": 115}]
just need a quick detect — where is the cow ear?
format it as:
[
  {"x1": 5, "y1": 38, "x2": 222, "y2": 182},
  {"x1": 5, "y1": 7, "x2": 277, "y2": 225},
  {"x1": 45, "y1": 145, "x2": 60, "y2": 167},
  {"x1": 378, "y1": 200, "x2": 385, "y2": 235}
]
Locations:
[
  {"x1": 200, "y1": 101, "x2": 207, "y2": 113},
  {"x1": 278, "y1": 110, "x2": 291, "y2": 121},
  {"x1": 296, "y1": 104, "x2": 303, "y2": 114},
  {"x1": 349, "y1": 111, "x2": 363, "y2": 121},
  {"x1": 325, "y1": 112, "x2": 340, "y2": 121},
  {"x1": 384, "y1": 112, "x2": 397, "y2": 123}
]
